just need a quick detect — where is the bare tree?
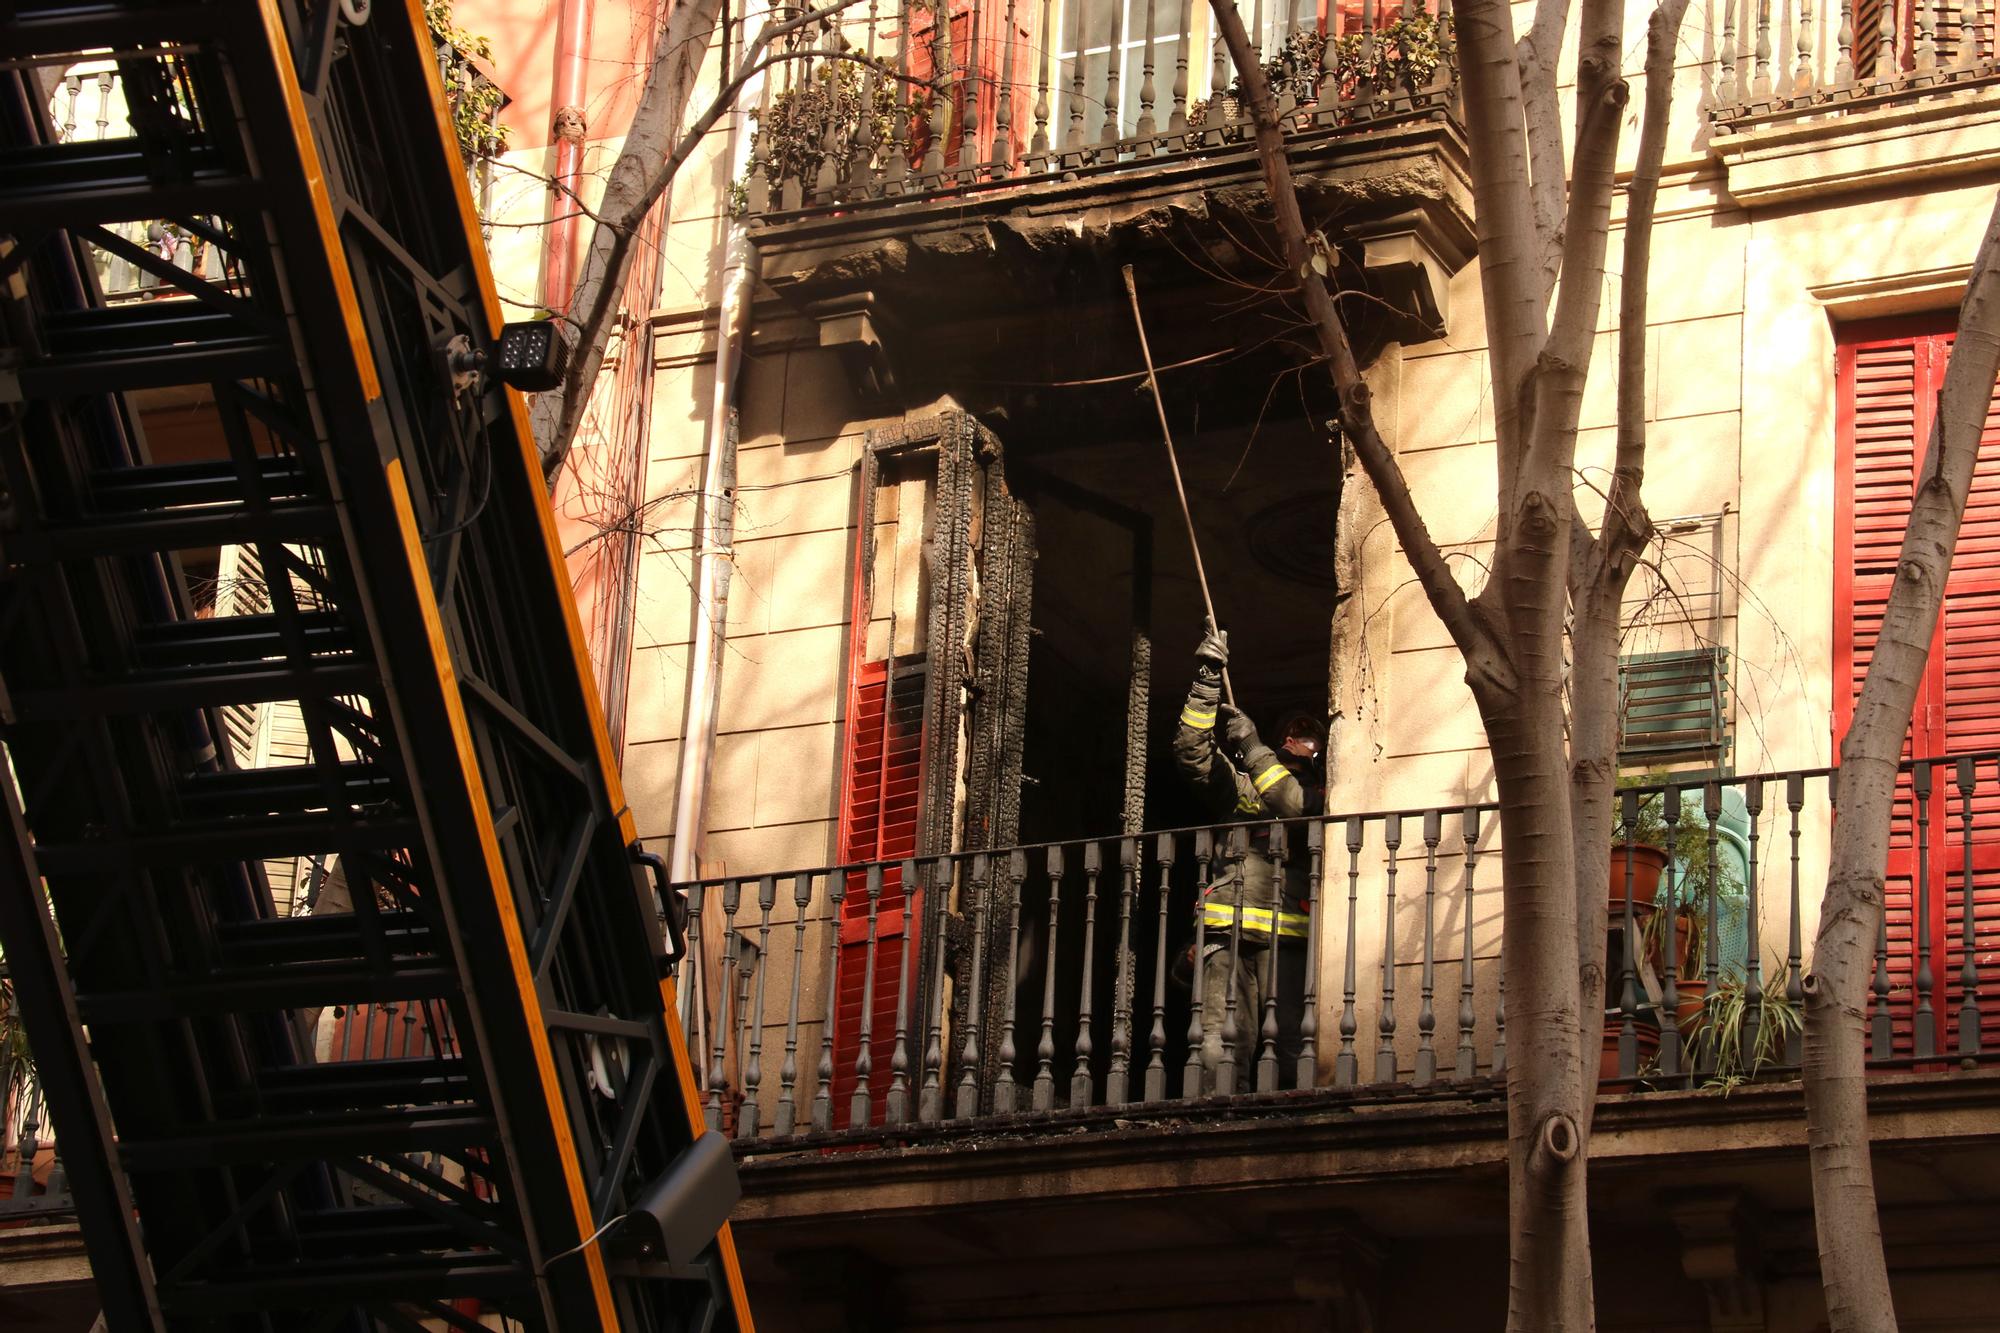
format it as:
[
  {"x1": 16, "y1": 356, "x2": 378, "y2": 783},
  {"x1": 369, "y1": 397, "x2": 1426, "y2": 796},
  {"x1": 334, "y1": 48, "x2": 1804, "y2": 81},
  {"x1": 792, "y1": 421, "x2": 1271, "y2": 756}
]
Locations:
[
  {"x1": 1206, "y1": 0, "x2": 1684, "y2": 1323},
  {"x1": 1803, "y1": 196, "x2": 2000, "y2": 1333}
]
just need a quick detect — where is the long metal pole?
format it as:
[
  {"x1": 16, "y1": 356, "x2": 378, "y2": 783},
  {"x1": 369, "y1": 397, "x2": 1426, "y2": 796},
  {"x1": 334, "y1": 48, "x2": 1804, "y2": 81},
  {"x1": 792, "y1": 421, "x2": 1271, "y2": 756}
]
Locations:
[{"x1": 1121, "y1": 264, "x2": 1234, "y2": 706}]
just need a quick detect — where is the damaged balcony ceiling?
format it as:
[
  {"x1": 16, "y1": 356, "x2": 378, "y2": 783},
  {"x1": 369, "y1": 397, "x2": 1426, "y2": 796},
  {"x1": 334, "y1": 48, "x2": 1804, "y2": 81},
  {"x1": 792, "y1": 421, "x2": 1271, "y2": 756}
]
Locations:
[{"x1": 750, "y1": 117, "x2": 1473, "y2": 432}]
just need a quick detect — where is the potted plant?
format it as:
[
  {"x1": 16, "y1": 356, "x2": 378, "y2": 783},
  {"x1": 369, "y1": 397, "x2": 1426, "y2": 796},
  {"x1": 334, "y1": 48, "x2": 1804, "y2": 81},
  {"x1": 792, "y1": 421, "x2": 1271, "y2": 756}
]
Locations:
[
  {"x1": 1689, "y1": 961, "x2": 1804, "y2": 1092},
  {"x1": 1615, "y1": 773, "x2": 1748, "y2": 1014}
]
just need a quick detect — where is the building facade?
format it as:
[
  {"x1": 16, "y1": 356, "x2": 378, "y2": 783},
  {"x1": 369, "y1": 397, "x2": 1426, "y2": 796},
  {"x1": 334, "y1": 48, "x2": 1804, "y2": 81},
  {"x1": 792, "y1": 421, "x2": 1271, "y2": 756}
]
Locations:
[{"x1": 10, "y1": 0, "x2": 2000, "y2": 1326}]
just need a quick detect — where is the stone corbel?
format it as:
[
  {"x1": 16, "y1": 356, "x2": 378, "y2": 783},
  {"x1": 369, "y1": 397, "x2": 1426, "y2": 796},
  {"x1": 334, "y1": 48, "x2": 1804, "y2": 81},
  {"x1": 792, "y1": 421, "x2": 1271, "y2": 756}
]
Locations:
[
  {"x1": 804, "y1": 291, "x2": 901, "y2": 407},
  {"x1": 1353, "y1": 210, "x2": 1465, "y2": 346},
  {"x1": 1666, "y1": 1192, "x2": 1769, "y2": 1332}
]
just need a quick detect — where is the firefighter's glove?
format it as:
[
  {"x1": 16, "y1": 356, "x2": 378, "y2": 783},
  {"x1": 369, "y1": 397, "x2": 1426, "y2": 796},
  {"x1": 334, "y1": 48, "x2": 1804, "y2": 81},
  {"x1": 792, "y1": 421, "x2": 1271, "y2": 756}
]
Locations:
[
  {"x1": 1218, "y1": 704, "x2": 1260, "y2": 760},
  {"x1": 1194, "y1": 622, "x2": 1229, "y2": 684}
]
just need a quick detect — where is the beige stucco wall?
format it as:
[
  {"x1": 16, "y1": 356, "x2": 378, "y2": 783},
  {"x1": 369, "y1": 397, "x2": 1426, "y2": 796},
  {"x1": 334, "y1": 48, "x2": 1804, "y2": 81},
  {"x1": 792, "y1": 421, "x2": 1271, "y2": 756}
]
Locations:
[{"x1": 512, "y1": 0, "x2": 2000, "y2": 1092}]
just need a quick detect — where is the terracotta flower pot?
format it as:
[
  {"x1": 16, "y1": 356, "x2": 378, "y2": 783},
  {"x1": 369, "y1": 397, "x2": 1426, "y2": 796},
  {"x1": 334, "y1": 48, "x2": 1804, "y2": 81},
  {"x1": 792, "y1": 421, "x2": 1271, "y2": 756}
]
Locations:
[
  {"x1": 1608, "y1": 844, "x2": 1669, "y2": 911},
  {"x1": 1671, "y1": 976, "x2": 1710, "y2": 1031},
  {"x1": 1599, "y1": 1018, "x2": 1661, "y2": 1081}
]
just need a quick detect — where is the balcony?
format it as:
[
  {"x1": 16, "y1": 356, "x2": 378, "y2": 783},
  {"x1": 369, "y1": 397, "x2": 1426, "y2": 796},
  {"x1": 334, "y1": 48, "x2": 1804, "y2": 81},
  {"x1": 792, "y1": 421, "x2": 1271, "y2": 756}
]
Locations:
[
  {"x1": 676, "y1": 754, "x2": 1999, "y2": 1146},
  {"x1": 1709, "y1": 0, "x2": 2000, "y2": 129},
  {"x1": 742, "y1": 0, "x2": 1471, "y2": 418},
  {"x1": 677, "y1": 755, "x2": 2000, "y2": 1322}
]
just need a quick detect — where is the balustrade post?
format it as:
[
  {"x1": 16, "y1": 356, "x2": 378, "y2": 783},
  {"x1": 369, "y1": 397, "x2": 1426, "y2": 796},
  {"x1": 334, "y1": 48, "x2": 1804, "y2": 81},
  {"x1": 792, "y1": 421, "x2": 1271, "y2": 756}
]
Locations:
[
  {"x1": 963, "y1": 0, "x2": 986, "y2": 178},
  {"x1": 887, "y1": 1, "x2": 913, "y2": 188},
  {"x1": 1068, "y1": 0, "x2": 1089, "y2": 157},
  {"x1": 993, "y1": 851, "x2": 1028, "y2": 1111},
  {"x1": 1257, "y1": 823, "x2": 1287, "y2": 1093},
  {"x1": 1212, "y1": 3, "x2": 1233, "y2": 141},
  {"x1": 996, "y1": 0, "x2": 1019, "y2": 168},
  {"x1": 741, "y1": 876, "x2": 777, "y2": 1138},
  {"x1": 888, "y1": 859, "x2": 921, "y2": 1122},
  {"x1": 775, "y1": 873, "x2": 813, "y2": 1136},
  {"x1": 1754, "y1": 0, "x2": 1774, "y2": 95},
  {"x1": 1355, "y1": 0, "x2": 1377, "y2": 116},
  {"x1": 849, "y1": 863, "x2": 885, "y2": 1125},
  {"x1": 1836, "y1": 0, "x2": 1856, "y2": 83},
  {"x1": 1915, "y1": 763, "x2": 1937, "y2": 1056},
  {"x1": 925, "y1": 6, "x2": 953, "y2": 177},
  {"x1": 851, "y1": 1, "x2": 883, "y2": 195},
  {"x1": 957, "y1": 854, "x2": 992, "y2": 1118},
  {"x1": 708, "y1": 880, "x2": 743, "y2": 1130},
  {"x1": 1035, "y1": 846, "x2": 1065, "y2": 1110},
  {"x1": 812, "y1": 871, "x2": 848, "y2": 1132},
  {"x1": 1618, "y1": 790, "x2": 1640, "y2": 1078},
  {"x1": 1874, "y1": 0, "x2": 1898, "y2": 80},
  {"x1": 1795, "y1": 0, "x2": 1815, "y2": 91},
  {"x1": 1659, "y1": 791, "x2": 1683, "y2": 1079},
  {"x1": 1312, "y1": 0, "x2": 1339, "y2": 119},
  {"x1": 1721, "y1": 0, "x2": 1739, "y2": 103},
  {"x1": 1416, "y1": 810, "x2": 1439, "y2": 1084},
  {"x1": 1104, "y1": 0, "x2": 1129, "y2": 144},
  {"x1": 1743, "y1": 780, "x2": 1766, "y2": 1065},
  {"x1": 1185, "y1": 830, "x2": 1215, "y2": 1096},
  {"x1": 1148, "y1": 833, "x2": 1176, "y2": 1100},
  {"x1": 1071, "y1": 843, "x2": 1100, "y2": 1107},
  {"x1": 1456, "y1": 808, "x2": 1481, "y2": 1080},
  {"x1": 1786, "y1": 774, "x2": 1806, "y2": 1064},
  {"x1": 1336, "y1": 817, "x2": 1362, "y2": 1086},
  {"x1": 1298, "y1": 820, "x2": 1325, "y2": 1089},
  {"x1": 1172, "y1": 0, "x2": 1195, "y2": 131},
  {"x1": 1376, "y1": 814, "x2": 1402, "y2": 1084},
  {"x1": 1109, "y1": 837, "x2": 1139, "y2": 1103},
  {"x1": 680, "y1": 880, "x2": 706, "y2": 1050},
  {"x1": 920, "y1": 855, "x2": 954, "y2": 1121},
  {"x1": 1695, "y1": 784, "x2": 1723, "y2": 1079},
  {"x1": 1138, "y1": 0, "x2": 1161, "y2": 143},
  {"x1": 1958, "y1": 759, "x2": 1983, "y2": 1056},
  {"x1": 1034, "y1": 0, "x2": 1055, "y2": 152},
  {"x1": 1916, "y1": 0, "x2": 1938, "y2": 68}
]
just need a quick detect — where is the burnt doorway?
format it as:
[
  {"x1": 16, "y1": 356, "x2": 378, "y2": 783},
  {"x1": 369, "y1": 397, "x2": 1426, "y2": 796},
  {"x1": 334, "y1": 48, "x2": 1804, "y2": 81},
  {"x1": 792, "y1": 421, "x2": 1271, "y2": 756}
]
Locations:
[{"x1": 996, "y1": 410, "x2": 1342, "y2": 1104}]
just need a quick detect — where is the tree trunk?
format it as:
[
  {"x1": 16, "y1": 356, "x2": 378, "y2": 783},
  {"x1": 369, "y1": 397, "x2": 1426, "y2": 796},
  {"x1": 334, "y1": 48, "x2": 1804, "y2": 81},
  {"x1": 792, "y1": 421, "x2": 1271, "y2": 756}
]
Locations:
[
  {"x1": 530, "y1": 0, "x2": 726, "y2": 479},
  {"x1": 1805, "y1": 193, "x2": 2000, "y2": 1333}
]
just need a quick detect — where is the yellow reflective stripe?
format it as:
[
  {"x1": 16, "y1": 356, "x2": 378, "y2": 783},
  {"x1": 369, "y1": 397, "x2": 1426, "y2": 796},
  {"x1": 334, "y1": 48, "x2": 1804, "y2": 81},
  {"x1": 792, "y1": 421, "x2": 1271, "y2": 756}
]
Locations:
[
  {"x1": 1181, "y1": 707, "x2": 1216, "y2": 729},
  {"x1": 1253, "y1": 763, "x2": 1290, "y2": 794},
  {"x1": 1201, "y1": 903, "x2": 1311, "y2": 938}
]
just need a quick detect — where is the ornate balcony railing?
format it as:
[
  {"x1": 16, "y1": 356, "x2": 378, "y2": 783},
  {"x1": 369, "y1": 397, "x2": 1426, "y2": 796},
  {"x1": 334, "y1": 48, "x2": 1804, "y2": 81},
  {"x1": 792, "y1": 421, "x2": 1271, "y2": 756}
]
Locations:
[
  {"x1": 1710, "y1": 0, "x2": 2000, "y2": 127},
  {"x1": 672, "y1": 751, "x2": 2000, "y2": 1148},
  {"x1": 741, "y1": 0, "x2": 1458, "y2": 218}
]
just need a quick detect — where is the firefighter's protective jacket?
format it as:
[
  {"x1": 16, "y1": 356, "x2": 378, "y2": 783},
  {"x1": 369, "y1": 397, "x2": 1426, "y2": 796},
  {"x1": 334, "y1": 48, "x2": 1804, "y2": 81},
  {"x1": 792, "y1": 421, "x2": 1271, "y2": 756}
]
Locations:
[{"x1": 1172, "y1": 672, "x2": 1312, "y2": 946}]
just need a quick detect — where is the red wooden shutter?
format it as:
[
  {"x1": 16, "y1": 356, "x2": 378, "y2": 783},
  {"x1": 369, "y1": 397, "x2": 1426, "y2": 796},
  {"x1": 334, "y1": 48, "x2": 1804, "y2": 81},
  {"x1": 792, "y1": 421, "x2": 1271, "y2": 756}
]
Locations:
[
  {"x1": 1836, "y1": 318, "x2": 2000, "y2": 1058},
  {"x1": 830, "y1": 659, "x2": 927, "y2": 1126}
]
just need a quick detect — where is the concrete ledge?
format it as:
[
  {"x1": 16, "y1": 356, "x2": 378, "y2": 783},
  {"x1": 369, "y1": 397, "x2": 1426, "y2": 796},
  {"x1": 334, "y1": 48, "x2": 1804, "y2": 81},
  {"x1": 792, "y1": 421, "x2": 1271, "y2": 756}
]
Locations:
[{"x1": 1712, "y1": 93, "x2": 2000, "y2": 209}]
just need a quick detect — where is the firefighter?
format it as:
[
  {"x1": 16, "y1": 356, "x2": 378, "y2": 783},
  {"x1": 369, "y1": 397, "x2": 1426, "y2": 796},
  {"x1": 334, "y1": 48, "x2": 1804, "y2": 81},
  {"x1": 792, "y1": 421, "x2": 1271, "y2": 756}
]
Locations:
[{"x1": 1172, "y1": 623, "x2": 1326, "y2": 1092}]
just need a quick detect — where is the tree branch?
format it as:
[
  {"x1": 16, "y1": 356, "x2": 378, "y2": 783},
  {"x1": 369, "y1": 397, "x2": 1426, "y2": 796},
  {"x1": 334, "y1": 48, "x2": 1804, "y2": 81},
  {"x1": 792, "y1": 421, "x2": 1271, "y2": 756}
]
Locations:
[
  {"x1": 1454, "y1": 0, "x2": 1551, "y2": 534},
  {"x1": 1204, "y1": 0, "x2": 1512, "y2": 694},
  {"x1": 1514, "y1": 0, "x2": 1570, "y2": 309},
  {"x1": 532, "y1": 0, "x2": 886, "y2": 480}
]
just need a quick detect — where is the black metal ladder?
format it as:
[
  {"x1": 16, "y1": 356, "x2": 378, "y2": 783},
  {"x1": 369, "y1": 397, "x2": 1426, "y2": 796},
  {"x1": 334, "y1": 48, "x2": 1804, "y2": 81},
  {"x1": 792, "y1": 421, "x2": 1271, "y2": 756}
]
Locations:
[{"x1": 0, "y1": 3, "x2": 747, "y2": 1329}]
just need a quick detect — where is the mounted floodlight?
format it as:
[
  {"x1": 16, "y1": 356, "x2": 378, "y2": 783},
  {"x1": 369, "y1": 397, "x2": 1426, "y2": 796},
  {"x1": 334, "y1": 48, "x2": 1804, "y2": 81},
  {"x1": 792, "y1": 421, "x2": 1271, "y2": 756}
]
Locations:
[
  {"x1": 610, "y1": 1131, "x2": 741, "y2": 1267},
  {"x1": 492, "y1": 320, "x2": 570, "y2": 392}
]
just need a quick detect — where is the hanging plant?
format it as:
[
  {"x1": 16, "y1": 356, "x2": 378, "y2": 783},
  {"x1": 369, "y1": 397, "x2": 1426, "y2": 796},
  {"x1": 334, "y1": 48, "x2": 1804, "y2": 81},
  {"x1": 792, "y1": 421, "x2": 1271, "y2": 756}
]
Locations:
[
  {"x1": 740, "y1": 56, "x2": 919, "y2": 209},
  {"x1": 1188, "y1": 10, "x2": 1451, "y2": 128},
  {"x1": 425, "y1": 0, "x2": 511, "y2": 164}
]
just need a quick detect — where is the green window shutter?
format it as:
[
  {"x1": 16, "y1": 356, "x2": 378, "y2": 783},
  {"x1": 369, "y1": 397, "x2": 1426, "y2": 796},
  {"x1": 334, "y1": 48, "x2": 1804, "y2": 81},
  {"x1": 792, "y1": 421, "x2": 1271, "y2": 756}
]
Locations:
[{"x1": 1618, "y1": 646, "x2": 1730, "y2": 768}]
